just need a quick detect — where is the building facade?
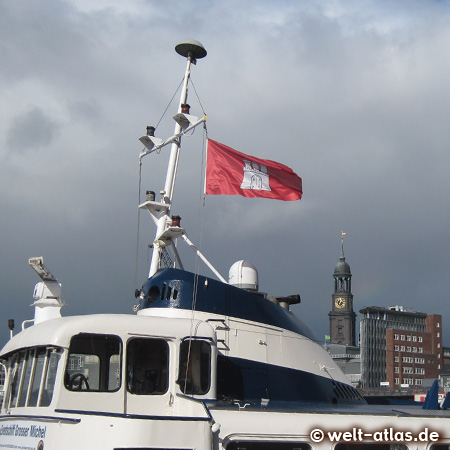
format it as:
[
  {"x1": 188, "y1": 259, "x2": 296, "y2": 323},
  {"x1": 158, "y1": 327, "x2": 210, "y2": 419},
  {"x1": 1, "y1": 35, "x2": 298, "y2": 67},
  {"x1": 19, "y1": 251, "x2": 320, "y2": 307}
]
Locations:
[
  {"x1": 360, "y1": 305, "x2": 442, "y2": 389},
  {"x1": 327, "y1": 343, "x2": 361, "y2": 386}
]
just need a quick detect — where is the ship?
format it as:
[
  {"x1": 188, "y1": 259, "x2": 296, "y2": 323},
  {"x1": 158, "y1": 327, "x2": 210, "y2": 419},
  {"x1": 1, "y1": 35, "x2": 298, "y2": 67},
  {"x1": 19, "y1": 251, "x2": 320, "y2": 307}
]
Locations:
[{"x1": 1, "y1": 40, "x2": 449, "y2": 450}]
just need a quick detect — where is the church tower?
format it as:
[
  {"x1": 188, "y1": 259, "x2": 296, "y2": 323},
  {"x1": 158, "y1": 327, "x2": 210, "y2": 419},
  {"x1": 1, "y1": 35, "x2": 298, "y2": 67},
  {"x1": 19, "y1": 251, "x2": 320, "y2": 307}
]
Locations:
[{"x1": 328, "y1": 233, "x2": 356, "y2": 346}]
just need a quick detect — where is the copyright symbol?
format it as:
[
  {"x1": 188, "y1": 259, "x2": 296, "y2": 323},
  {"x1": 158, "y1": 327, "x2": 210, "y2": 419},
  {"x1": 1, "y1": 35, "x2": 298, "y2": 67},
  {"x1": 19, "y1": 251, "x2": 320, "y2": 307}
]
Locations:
[{"x1": 310, "y1": 429, "x2": 324, "y2": 443}]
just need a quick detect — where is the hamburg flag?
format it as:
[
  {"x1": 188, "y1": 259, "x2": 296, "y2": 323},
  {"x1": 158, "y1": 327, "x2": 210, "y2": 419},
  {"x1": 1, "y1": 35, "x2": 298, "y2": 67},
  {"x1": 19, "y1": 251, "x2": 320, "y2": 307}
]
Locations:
[{"x1": 205, "y1": 139, "x2": 302, "y2": 201}]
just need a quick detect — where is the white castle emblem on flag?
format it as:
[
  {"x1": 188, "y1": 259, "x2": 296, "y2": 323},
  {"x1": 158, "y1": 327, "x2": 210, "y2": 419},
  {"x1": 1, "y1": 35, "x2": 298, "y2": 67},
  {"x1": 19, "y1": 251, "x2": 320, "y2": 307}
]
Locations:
[{"x1": 240, "y1": 159, "x2": 271, "y2": 191}]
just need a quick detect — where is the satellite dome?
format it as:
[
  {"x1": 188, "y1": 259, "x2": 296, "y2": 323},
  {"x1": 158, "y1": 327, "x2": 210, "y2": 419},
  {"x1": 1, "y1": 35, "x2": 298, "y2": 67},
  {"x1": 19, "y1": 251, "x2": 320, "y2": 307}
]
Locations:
[{"x1": 228, "y1": 260, "x2": 259, "y2": 291}]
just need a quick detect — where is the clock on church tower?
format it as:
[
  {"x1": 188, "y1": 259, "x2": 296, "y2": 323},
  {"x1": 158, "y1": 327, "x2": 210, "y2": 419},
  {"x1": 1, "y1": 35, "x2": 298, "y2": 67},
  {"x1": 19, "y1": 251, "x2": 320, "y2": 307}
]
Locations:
[{"x1": 328, "y1": 233, "x2": 356, "y2": 346}]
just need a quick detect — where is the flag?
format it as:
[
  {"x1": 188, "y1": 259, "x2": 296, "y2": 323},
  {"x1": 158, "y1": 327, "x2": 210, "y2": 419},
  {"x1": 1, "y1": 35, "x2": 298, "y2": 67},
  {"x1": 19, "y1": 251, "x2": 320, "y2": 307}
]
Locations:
[{"x1": 205, "y1": 139, "x2": 302, "y2": 201}]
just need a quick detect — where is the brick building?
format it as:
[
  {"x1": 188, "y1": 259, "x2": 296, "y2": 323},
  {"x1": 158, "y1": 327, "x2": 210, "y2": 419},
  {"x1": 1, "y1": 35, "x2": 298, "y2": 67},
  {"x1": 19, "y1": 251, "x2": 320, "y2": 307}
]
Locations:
[
  {"x1": 385, "y1": 314, "x2": 442, "y2": 388},
  {"x1": 360, "y1": 305, "x2": 442, "y2": 388}
]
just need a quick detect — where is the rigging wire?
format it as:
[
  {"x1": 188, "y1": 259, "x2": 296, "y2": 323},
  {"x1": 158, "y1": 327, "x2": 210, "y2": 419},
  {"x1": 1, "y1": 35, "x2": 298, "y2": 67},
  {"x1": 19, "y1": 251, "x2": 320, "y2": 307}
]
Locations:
[
  {"x1": 190, "y1": 77, "x2": 207, "y2": 116},
  {"x1": 133, "y1": 160, "x2": 143, "y2": 291},
  {"x1": 133, "y1": 77, "x2": 184, "y2": 289},
  {"x1": 184, "y1": 123, "x2": 209, "y2": 396},
  {"x1": 155, "y1": 77, "x2": 184, "y2": 130},
  {"x1": 191, "y1": 125, "x2": 208, "y2": 312},
  {"x1": 135, "y1": 73, "x2": 211, "y2": 393}
]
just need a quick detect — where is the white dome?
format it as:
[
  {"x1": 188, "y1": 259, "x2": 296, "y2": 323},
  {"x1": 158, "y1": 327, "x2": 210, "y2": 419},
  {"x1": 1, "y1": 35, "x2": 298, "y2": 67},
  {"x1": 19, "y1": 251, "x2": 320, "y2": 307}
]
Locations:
[{"x1": 228, "y1": 260, "x2": 259, "y2": 291}]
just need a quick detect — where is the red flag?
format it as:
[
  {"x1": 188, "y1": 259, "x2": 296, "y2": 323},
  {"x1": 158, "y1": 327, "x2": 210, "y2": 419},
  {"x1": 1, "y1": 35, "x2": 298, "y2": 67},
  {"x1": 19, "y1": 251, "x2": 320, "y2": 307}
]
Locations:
[{"x1": 205, "y1": 139, "x2": 302, "y2": 201}]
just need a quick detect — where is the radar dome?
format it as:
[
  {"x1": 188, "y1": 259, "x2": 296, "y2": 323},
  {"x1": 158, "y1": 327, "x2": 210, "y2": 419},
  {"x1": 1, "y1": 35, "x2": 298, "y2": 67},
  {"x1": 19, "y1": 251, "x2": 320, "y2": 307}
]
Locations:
[{"x1": 228, "y1": 260, "x2": 259, "y2": 291}]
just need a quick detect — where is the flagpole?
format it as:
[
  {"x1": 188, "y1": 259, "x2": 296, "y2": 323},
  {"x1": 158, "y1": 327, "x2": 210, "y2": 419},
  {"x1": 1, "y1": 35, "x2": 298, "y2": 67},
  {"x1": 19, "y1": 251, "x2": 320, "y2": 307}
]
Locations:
[
  {"x1": 203, "y1": 138, "x2": 209, "y2": 196},
  {"x1": 148, "y1": 41, "x2": 207, "y2": 278}
]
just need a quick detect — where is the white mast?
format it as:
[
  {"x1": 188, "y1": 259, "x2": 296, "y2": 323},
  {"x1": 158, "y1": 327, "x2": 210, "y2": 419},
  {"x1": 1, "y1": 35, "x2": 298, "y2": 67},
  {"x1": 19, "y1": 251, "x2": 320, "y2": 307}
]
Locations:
[{"x1": 147, "y1": 40, "x2": 207, "y2": 278}]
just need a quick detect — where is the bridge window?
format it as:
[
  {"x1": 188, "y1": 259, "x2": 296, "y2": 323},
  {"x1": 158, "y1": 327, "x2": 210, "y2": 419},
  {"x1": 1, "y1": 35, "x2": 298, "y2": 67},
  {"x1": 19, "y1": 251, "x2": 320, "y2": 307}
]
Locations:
[
  {"x1": 0, "y1": 363, "x2": 5, "y2": 408},
  {"x1": 126, "y1": 338, "x2": 168, "y2": 395},
  {"x1": 178, "y1": 339, "x2": 211, "y2": 395},
  {"x1": 5, "y1": 347, "x2": 61, "y2": 408},
  {"x1": 65, "y1": 334, "x2": 122, "y2": 392}
]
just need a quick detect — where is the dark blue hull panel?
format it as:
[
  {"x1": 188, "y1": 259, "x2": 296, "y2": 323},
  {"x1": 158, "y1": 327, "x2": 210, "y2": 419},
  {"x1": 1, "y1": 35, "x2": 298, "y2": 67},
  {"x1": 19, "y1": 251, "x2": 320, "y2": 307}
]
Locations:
[
  {"x1": 217, "y1": 355, "x2": 365, "y2": 405},
  {"x1": 139, "y1": 269, "x2": 365, "y2": 405},
  {"x1": 140, "y1": 268, "x2": 315, "y2": 340}
]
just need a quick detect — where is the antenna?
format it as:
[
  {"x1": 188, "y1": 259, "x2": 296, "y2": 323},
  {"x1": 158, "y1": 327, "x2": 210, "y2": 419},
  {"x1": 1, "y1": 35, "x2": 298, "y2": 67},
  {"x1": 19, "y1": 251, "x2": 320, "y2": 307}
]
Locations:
[
  {"x1": 27, "y1": 257, "x2": 65, "y2": 326},
  {"x1": 175, "y1": 40, "x2": 207, "y2": 61},
  {"x1": 146, "y1": 41, "x2": 207, "y2": 278}
]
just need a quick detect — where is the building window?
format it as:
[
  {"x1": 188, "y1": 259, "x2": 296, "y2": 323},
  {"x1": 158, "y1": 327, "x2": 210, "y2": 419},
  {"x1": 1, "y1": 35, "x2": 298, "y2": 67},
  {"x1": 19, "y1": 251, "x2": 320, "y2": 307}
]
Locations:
[
  {"x1": 418, "y1": 348, "x2": 423, "y2": 353},
  {"x1": 437, "y1": 343, "x2": 440, "y2": 348},
  {"x1": 406, "y1": 335, "x2": 411, "y2": 341},
  {"x1": 406, "y1": 346, "x2": 411, "y2": 352},
  {"x1": 437, "y1": 322, "x2": 440, "y2": 328},
  {"x1": 401, "y1": 335, "x2": 405, "y2": 341},
  {"x1": 394, "y1": 378, "x2": 400, "y2": 385},
  {"x1": 395, "y1": 367, "x2": 399, "y2": 373},
  {"x1": 418, "y1": 336, "x2": 423, "y2": 343},
  {"x1": 400, "y1": 346, "x2": 405, "y2": 352},
  {"x1": 412, "y1": 347, "x2": 417, "y2": 353},
  {"x1": 415, "y1": 368, "x2": 425, "y2": 375},
  {"x1": 394, "y1": 356, "x2": 399, "y2": 362},
  {"x1": 437, "y1": 332, "x2": 440, "y2": 337},
  {"x1": 403, "y1": 367, "x2": 413, "y2": 374},
  {"x1": 412, "y1": 336, "x2": 417, "y2": 342},
  {"x1": 415, "y1": 379, "x2": 423, "y2": 385},
  {"x1": 394, "y1": 345, "x2": 399, "y2": 351},
  {"x1": 394, "y1": 334, "x2": 399, "y2": 340}
]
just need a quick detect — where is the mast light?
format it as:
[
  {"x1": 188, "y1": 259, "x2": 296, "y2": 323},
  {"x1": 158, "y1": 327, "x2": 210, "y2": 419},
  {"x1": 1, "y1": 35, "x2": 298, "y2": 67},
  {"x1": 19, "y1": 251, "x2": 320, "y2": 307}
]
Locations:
[
  {"x1": 171, "y1": 215, "x2": 181, "y2": 227},
  {"x1": 139, "y1": 125, "x2": 162, "y2": 152},
  {"x1": 173, "y1": 111, "x2": 199, "y2": 130},
  {"x1": 175, "y1": 101, "x2": 197, "y2": 130}
]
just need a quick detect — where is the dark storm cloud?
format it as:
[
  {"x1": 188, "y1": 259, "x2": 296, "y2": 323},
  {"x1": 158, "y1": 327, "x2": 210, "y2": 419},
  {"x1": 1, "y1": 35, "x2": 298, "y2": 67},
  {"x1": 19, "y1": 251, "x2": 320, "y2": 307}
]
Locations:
[
  {"x1": 1, "y1": 0, "x2": 450, "y2": 349},
  {"x1": 6, "y1": 107, "x2": 61, "y2": 151}
]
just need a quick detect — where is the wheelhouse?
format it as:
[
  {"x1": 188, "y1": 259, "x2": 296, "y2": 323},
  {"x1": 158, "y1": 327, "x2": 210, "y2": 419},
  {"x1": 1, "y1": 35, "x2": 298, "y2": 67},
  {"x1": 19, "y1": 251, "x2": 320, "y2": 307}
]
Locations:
[{"x1": 0, "y1": 314, "x2": 217, "y2": 415}]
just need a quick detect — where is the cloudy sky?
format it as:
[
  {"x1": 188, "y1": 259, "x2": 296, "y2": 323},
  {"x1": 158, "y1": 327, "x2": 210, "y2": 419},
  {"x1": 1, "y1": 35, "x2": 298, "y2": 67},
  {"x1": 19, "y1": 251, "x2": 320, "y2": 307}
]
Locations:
[{"x1": 1, "y1": 0, "x2": 450, "y2": 349}]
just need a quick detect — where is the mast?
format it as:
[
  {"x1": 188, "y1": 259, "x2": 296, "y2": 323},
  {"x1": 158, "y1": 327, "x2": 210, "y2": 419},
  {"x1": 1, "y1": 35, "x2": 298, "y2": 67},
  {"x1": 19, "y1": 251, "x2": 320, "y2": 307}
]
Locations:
[{"x1": 147, "y1": 40, "x2": 207, "y2": 278}]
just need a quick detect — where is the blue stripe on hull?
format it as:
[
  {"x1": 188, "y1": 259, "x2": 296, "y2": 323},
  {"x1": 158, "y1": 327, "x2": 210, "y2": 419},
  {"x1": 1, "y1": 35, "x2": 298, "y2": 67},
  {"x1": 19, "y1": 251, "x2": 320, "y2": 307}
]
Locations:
[{"x1": 217, "y1": 355, "x2": 365, "y2": 405}]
